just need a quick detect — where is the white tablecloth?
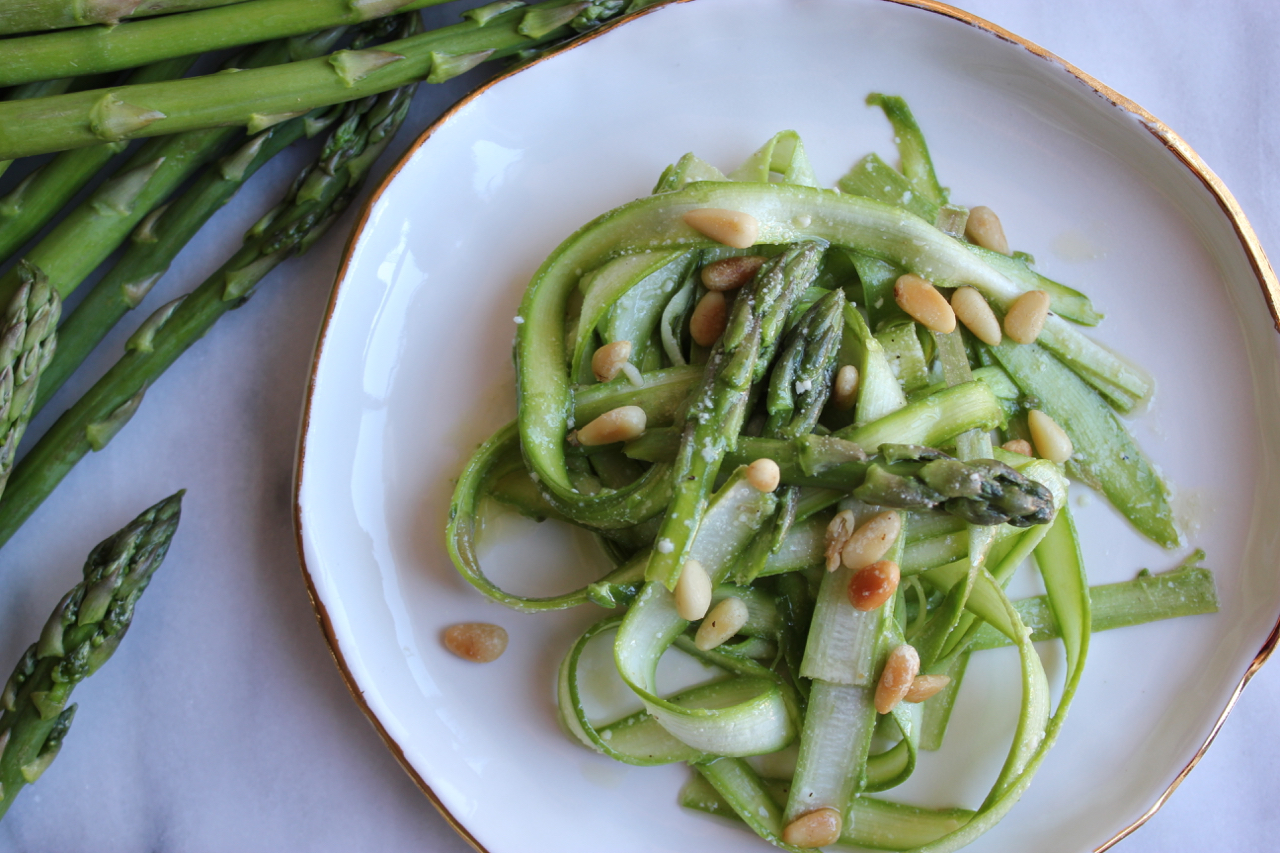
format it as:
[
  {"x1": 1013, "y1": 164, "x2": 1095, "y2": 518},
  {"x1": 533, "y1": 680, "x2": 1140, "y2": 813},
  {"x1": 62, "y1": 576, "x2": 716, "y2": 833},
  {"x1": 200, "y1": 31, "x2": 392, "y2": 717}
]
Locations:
[{"x1": 1, "y1": 1, "x2": 1275, "y2": 850}]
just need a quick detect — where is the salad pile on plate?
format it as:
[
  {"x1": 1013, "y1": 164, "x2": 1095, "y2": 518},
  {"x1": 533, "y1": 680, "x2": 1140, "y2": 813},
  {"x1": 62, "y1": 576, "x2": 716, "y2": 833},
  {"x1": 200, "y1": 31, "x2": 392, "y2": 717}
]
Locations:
[{"x1": 445, "y1": 95, "x2": 1216, "y2": 851}]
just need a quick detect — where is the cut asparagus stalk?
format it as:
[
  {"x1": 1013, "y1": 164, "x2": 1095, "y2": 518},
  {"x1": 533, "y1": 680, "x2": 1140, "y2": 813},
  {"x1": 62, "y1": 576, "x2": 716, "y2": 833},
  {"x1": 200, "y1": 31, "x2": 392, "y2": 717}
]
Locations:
[
  {"x1": 968, "y1": 559, "x2": 1216, "y2": 651},
  {"x1": 985, "y1": 338, "x2": 1179, "y2": 548}
]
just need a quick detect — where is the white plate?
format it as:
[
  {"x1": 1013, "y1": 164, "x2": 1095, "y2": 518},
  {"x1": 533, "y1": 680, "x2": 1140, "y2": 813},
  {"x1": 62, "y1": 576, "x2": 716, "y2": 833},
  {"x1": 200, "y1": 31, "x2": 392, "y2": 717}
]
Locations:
[{"x1": 293, "y1": 1, "x2": 1280, "y2": 851}]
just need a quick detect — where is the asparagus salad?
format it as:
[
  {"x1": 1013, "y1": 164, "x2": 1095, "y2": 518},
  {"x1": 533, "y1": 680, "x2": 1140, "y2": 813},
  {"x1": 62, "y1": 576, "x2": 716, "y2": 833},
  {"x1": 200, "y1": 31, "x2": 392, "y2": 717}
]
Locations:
[{"x1": 444, "y1": 96, "x2": 1218, "y2": 851}]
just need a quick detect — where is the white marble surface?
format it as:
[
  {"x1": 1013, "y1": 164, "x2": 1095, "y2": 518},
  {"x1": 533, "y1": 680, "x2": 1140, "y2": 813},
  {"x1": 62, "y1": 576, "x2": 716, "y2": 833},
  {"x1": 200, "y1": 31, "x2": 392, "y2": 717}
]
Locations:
[{"x1": 0, "y1": 1, "x2": 1276, "y2": 851}]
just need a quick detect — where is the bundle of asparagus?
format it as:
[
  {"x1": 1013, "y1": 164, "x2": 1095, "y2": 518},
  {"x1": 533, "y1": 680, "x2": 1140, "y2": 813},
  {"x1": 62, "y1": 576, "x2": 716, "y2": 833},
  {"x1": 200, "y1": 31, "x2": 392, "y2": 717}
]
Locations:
[{"x1": 0, "y1": 0, "x2": 653, "y2": 819}]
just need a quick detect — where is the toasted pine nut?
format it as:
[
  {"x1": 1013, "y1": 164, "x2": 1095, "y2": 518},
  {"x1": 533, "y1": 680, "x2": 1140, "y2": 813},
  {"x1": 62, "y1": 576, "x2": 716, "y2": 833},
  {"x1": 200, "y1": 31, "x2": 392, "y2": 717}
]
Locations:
[
  {"x1": 1027, "y1": 409, "x2": 1073, "y2": 463},
  {"x1": 824, "y1": 510, "x2": 857, "y2": 573},
  {"x1": 782, "y1": 808, "x2": 843, "y2": 848},
  {"x1": 443, "y1": 623, "x2": 508, "y2": 663},
  {"x1": 694, "y1": 596, "x2": 749, "y2": 651},
  {"x1": 965, "y1": 205, "x2": 1010, "y2": 254},
  {"x1": 832, "y1": 364, "x2": 859, "y2": 410},
  {"x1": 675, "y1": 559, "x2": 712, "y2": 621},
  {"x1": 905, "y1": 674, "x2": 952, "y2": 703},
  {"x1": 576, "y1": 405, "x2": 646, "y2": 446},
  {"x1": 683, "y1": 208, "x2": 760, "y2": 249},
  {"x1": 841, "y1": 511, "x2": 902, "y2": 570},
  {"x1": 1002, "y1": 438, "x2": 1034, "y2": 457},
  {"x1": 745, "y1": 458, "x2": 781, "y2": 492},
  {"x1": 702, "y1": 255, "x2": 767, "y2": 291},
  {"x1": 1003, "y1": 290, "x2": 1051, "y2": 344},
  {"x1": 950, "y1": 286, "x2": 1002, "y2": 346},
  {"x1": 591, "y1": 340, "x2": 632, "y2": 382},
  {"x1": 875, "y1": 644, "x2": 920, "y2": 714},
  {"x1": 848, "y1": 559, "x2": 900, "y2": 612},
  {"x1": 689, "y1": 290, "x2": 728, "y2": 347},
  {"x1": 894, "y1": 274, "x2": 955, "y2": 333}
]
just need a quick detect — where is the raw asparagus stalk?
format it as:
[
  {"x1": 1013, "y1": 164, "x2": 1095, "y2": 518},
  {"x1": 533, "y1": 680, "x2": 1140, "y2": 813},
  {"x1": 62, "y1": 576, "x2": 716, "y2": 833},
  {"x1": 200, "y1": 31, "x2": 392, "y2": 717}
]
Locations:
[
  {"x1": 0, "y1": 263, "x2": 61, "y2": 500},
  {"x1": 28, "y1": 10, "x2": 403, "y2": 413},
  {"x1": 0, "y1": 57, "x2": 197, "y2": 264},
  {"x1": 0, "y1": 0, "x2": 459, "y2": 87},
  {"x1": 0, "y1": 79, "x2": 417, "y2": 551},
  {"x1": 0, "y1": 0, "x2": 251, "y2": 35},
  {"x1": 645, "y1": 241, "x2": 822, "y2": 588},
  {"x1": 0, "y1": 27, "x2": 361, "y2": 314},
  {"x1": 0, "y1": 0, "x2": 631, "y2": 159},
  {"x1": 32, "y1": 115, "x2": 314, "y2": 414},
  {"x1": 0, "y1": 491, "x2": 183, "y2": 820}
]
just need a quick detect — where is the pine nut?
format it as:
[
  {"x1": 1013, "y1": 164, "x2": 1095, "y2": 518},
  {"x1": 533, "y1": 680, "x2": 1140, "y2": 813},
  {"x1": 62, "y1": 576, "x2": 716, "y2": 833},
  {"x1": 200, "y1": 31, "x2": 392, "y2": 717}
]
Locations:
[
  {"x1": 689, "y1": 290, "x2": 728, "y2": 347},
  {"x1": 905, "y1": 674, "x2": 952, "y2": 703},
  {"x1": 576, "y1": 405, "x2": 646, "y2": 446},
  {"x1": 781, "y1": 807, "x2": 843, "y2": 848},
  {"x1": 841, "y1": 511, "x2": 902, "y2": 570},
  {"x1": 745, "y1": 458, "x2": 781, "y2": 492},
  {"x1": 694, "y1": 596, "x2": 749, "y2": 651},
  {"x1": 848, "y1": 559, "x2": 900, "y2": 612},
  {"x1": 950, "y1": 286, "x2": 1001, "y2": 346},
  {"x1": 675, "y1": 559, "x2": 712, "y2": 621},
  {"x1": 824, "y1": 510, "x2": 857, "y2": 573},
  {"x1": 1002, "y1": 438, "x2": 1034, "y2": 457},
  {"x1": 894, "y1": 274, "x2": 956, "y2": 333},
  {"x1": 683, "y1": 208, "x2": 760, "y2": 249},
  {"x1": 443, "y1": 623, "x2": 508, "y2": 663},
  {"x1": 591, "y1": 340, "x2": 632, "y2": 382},
  {"x1": 875, "y1": 644, "x2": 920, "y2": 714},
  {"x1": 1003, "y1": 289, "x2": 1051, "y2": 344},
  {"x1": 965, "y1": 205, "x2": 1010, "y2": 254},
  {"x1": 1027, "y1": 409, "x2": 1073, "y2": 463},
  {"x1": 701, "y1": 255, "x2": 767, "y2": 291},
  {"x1": 832, "y1": 364, "x2": 859, "y2": 410}
]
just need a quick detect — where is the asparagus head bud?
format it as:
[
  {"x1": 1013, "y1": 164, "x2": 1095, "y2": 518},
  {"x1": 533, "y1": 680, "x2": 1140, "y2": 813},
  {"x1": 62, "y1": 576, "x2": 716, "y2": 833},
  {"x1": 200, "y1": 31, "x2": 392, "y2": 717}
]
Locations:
[{"x1": 0, "y1": 491, "x2": 183, "y2": 820}]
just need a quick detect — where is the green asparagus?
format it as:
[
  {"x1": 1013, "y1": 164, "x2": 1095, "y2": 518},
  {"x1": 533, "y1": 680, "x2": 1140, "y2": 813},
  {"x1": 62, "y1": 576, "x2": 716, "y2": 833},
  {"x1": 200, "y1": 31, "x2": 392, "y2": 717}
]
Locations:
[
  {"x1": 0, "y1": 492, "x2": 183, "y2": 820},
  {"x1": 0, "y1": 0, "x2": 251, "y2": 34},
  {"x1": 0, "y1": 56, "x2": 198, "y2": 266},
  {"x1": 0, "y1": 0, "x2": 635, "y2": 159},
  {"x1": 0, "y1": 77, "x2": 419, "y2": 550},
  {"x1": 0, "y1": 263, "x2": 60, "y2": 500},
  {"x1": 645, "y1": 241, "x2": 822, "y2": 589},
  {"x1": 0, "y1": 0, "x2": 459, "y2": 87},
  {"x1": 0, "y1": 31, "x2": 356, "y2": 313}
]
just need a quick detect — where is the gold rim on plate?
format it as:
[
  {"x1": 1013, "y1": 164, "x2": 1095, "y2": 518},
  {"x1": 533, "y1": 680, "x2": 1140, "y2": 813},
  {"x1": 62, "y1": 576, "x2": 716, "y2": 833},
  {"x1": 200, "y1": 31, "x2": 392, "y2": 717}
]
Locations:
[{"x1": 291, "y1": 2, "x2": 1280, "y2": 851}]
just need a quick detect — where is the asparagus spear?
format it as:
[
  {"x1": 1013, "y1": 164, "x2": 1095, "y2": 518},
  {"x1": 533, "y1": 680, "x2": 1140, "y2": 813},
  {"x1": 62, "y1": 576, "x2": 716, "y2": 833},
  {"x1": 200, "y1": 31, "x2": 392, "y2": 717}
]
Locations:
[
  {"x1": 0, "y1": 0, "x2": 632, "y2": 159},
  {"x1": 645, "y1": 242, "x2": 823, "y2": 589},
  {"x1": 764, "y1": 290, "x2": 844, "y2": 440},
  {"x1": 0, "y1": 32, "x2": 351, "y2": 312},
  {"x1": 0, "y1": 79, "x2": 418, "y2": 551},
  {"x1": 738, "y1": 290, "x2": 844, "y2": 581},
  {"x1": 0, "y1": 56, "x2": 198, "y2": 266},
  {"x1": 0, "y1": 491, "x2": 183, "y2": 820},
  {"x1": 0, "y1": 262, "x2": 60, "y2": 502},
  {"x1": 0, "y1": 0, "x2": 250, "y2": 35},
  {"x1": 32, "y1": 116, "x2": 319, "y2": 415},
  {"x1": 0, "y1": 0, "x2": 461, "y2": 87},
  {"x1": 31, "y1": 19, "x2": 403, "y2": 411}
]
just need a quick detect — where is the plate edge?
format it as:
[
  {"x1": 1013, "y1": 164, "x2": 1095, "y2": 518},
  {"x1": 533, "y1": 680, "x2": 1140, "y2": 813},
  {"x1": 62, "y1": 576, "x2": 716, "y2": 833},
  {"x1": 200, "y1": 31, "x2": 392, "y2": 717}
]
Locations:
[{"x1": 288, "y1": 2, "x2": 1280, "y2": 852}]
